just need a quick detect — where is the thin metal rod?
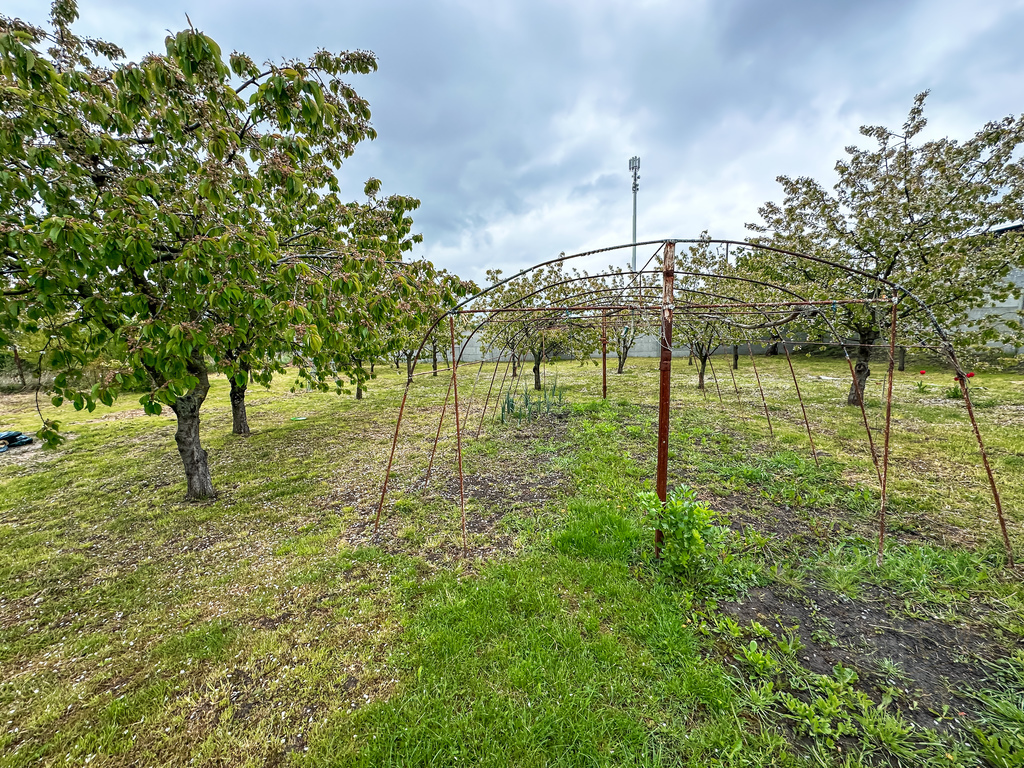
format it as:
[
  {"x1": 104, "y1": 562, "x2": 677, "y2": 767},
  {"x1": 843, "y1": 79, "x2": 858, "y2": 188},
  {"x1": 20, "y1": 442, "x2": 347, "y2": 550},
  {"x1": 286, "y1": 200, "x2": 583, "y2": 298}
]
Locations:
[
  {"x1": 944, "y1": 343, "x2": 1014, "y2": 566},
  {"x1": 601, "y1": 314, "x2": 608, "y2": 399},
  {"x1": 655, "y1": 242, "x2": 676, "y2": 559},
  {"x1": 879, "y1": 301, "x2": 897, "y2": 566},
  {"x1": 424, "y1": 373, "x2": 454, "y2": 487},
  {"x1": 489, "y1": 355, "x2": 515, "y2": 426},
  {"x1": 725, "y1": 354, "x2": 742, "y2": 402},
  {"x1": 410, "y1": 364, "x2": 454, "y2": 378},
  {"x1": 707, "y1": 355, "x2": 724, "y2": 404},
  {"x1": 476, "y1": 356, "x2": 503, "y2": 438},
  {"x1": 374, "y1": 384, "x2": 412, "y2": 534},
  {"x1": 461, "y1": 357, "x2": 486, "y2": 428},
  {"x1": 955, "y1": 375, "x2": 1014, "y2": 567},
  {"x1": 781, "y1": 337, "x2": 820, "y2": 468},
  {"x1": 698, "y1": 357, "x2": 709, "y2": 404},
  {"x1": 460, "y1": 304, "x2": 662, "y2": 314},
  {"x1": 746, "y1": 340, "x2": 774, "y2": 438},
  {"x1": 452, "y1": 298, "x2": 875, "y2": 315},
  {"x1": 844, "y1": 350, "x2": 884, "y2": 489},
  {"x1": 542, "y1": 332, "x2": 547, "y2": 393},
  {"x1": 449, "y1": 316, "x2": 468, "y2": 557}
]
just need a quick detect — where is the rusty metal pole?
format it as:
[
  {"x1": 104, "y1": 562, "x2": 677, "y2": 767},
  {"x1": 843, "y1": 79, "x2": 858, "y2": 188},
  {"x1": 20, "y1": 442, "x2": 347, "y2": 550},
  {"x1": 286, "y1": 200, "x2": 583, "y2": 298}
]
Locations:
[
  {"x1": 947, "y1": 344, "x2": 1014, "y2": 567},
  {"x1": 844, "y1": 351, "x2": 884, "y2": 489},
  {"x1": 424, "y1": 373, "x2": 454, "y2": 486},
  {"x1": 476, "y1": 354, "x2": 504, "y2": 438},
  {"x1": 488, "y1": 355, "x2": 515, "y2": 425},
  {"x1": 707, "y1": 355, "x2": 724, "y2": 404},
  {"x1": 449, "y1": 316, "x2": 468, "y2": 557},
  {"x1": 725, "y1": 346, "x2": 742, "y2": 403},
  {"x1": 879, "y1": 299, "x2": 898, "y2": 566},
  {"x1": 374, "y1": 384, "x2": 412, "y2": 535},
  {"x1": 746, "y1": 340, "x2": 774, "y2": 439},
  {"x1": 462, "y1": 358, "x2": 487, "y2": 427},
  {"x1": 781, "y1": 336, "x2": 820, "y2": 468},
  {"x1": 601, "y1": 313, "x2": 608, "y2": 399},
  {"x1": 655, "y1": 242, "x2": 676, "y2": 559}
]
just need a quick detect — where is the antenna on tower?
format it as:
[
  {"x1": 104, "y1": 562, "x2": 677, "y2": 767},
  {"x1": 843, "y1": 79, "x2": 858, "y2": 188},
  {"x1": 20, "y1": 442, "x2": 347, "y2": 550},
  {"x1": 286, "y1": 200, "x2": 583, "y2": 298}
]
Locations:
[{"x1": 629, "y1": 156, "x2": 640, "y2": 271}]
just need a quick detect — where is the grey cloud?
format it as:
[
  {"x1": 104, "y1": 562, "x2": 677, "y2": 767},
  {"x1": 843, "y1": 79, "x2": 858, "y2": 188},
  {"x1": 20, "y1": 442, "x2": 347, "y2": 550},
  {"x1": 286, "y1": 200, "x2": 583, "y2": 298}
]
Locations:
[{"x1": 8, "y1": 0, "x2": 1024, "y2": 284}]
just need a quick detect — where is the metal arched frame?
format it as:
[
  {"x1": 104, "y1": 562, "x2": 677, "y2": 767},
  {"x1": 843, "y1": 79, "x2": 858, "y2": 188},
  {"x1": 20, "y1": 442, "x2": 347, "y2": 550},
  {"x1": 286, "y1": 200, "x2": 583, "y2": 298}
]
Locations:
[{"x1": 370, "y1": 239, "x2": 1014, "y2": 566}]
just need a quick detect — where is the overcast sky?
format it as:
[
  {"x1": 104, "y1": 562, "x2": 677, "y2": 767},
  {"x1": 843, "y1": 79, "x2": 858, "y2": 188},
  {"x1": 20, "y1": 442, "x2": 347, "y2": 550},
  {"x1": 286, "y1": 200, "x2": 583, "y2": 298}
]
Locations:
[{"x1": 10, "y1": 0, "x2": 1024, "y2": 282}]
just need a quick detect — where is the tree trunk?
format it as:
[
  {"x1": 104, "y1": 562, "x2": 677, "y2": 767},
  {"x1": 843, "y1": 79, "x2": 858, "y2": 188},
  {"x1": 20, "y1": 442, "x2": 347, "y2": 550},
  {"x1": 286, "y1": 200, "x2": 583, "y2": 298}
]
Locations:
[
  {"x1": 12, "y1": 345, "x2": 26, "y2": 388},
  {"x1": 355, "y1": 357, "x2": 363, "y2": 400},
  {"x1": 616, "y1": 336, "x2": 630, "y2": 374},
  {"x1": 532, "y1": 351, "x2": 542, "y2": 391},
  {"x1": 688, "y1": 350, "x2": 694, "y2": 366},
  {"x1": 171, "y1": 362, "x2": 216, "y2": 501},
  {"x1": 512, "y1": 354, "x2": 518, "y2": 378},
  {"x1": 897, "y1": 346, "x2": 906, "y2": 372},
  {"x1": 846, "y1": 331, "x2": 877, "y2": 406},
  {"x1": 732, "y1": 345, "x2": 739, "y2": 370},
  {"x1": 848, "y1": 362, "x2": 871, "y2": 406},
  {"x1": 370, "y1": 361, "x2": 375, "y2": 375},
  {"x1": 765, "y1": 341, "x2": 779, "y2": 356},
  {"x1": 432, "y1": 344, "x2": 438, "y2": 376},
  {"x1": 405, "y1": 353, "x2": 414, "y2": 385},
  {"x1": 698, "y1": 356, "x2": 707, "y2": 389},
  {"x1": 229, "y1": 367, "x2": 250, "y2": 436}
]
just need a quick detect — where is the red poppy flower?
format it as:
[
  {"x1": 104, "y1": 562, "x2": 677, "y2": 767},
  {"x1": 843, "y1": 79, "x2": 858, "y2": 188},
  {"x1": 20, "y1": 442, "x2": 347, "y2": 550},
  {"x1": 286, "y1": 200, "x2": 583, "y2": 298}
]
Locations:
[{"x1": 919, "y1": 370, "x2": 926, "y2": 375}]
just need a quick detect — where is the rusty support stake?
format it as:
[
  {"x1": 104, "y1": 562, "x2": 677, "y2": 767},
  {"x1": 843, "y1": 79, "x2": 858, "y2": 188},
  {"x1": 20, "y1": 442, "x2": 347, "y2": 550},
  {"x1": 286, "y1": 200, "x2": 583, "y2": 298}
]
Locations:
[
  {"x1": 879, "y1": 300, "x2": 898, "y2": 566},
  {"x1": 424, "y1": 373, "x2": 454, "y2": 486},
  {"x1": 726, "y1": 354, "x2": 742, "y2": 402},
  {"x1": 655, "y1": 242, "x2": 676, "y2": 559},
  {"x1": 449, "y1": 316, "x2": 468, "y2": 557},
  {"x1": 746, "y1": 340, "x2": 774, "y2": 438},
  {"x1": 698, "y1": 361, "x2": 709, "y2": 405},
  {"x1": 948, "y1": 346, "x2": 1014, "y2": 567},
  {"x1": 462, "y1": 358, "x2": 487, "y2": 428},
  {"x1": 488, "y1": 355, "x2": 515, "y2": 426},
  {"x1": 844, "y1": 351, "x2": 884, "y2": 489},
  {"x1": 781, "y1": 337, "x2": 820, "y2": 468},
  {"x1": 601, "y1": 314, "x2": 608, "y2": 399},
  {"x1": 476, "y1": 355, "x2": 504, "y2": 438},
  {"x1": 374, "y1": 385, "x2": 413, "y2": 534},
  {"x1": 707, "y1": 355, "x2": 724, "y2": 404}
]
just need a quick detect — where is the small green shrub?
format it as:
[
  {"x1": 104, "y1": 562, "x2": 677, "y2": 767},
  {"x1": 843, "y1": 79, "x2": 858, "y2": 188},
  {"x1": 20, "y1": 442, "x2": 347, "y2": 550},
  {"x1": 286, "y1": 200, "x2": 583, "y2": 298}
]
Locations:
[{"x1": 638, "y1": 485, "x2": 725, "y2": 576}]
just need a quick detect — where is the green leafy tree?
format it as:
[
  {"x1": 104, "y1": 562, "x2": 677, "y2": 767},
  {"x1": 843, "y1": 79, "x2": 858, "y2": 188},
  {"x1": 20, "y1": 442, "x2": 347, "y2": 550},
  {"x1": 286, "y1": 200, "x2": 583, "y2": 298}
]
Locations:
[
  {"x1": 598, "y1": 266, "x2": 659, "y2": 374},
  {"x1": 480, "y1": 263, "x2": 592, "y2": 390},
  {"x1": 746, "y1": 93, "x2": 1024, "y2": 403},
  {"x1": 0, "y1": 2, "x2": 461, "y2": 498},
  {"x1": 227, "y1": 183, "x2": 432, "y2": 428}
]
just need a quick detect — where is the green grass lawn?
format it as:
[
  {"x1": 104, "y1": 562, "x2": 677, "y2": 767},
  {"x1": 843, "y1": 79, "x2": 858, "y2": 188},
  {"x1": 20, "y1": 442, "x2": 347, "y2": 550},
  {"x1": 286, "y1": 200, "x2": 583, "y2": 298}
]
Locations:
[{"x1": 1, "y1": 354, "x2": 1023, "y2": 767}]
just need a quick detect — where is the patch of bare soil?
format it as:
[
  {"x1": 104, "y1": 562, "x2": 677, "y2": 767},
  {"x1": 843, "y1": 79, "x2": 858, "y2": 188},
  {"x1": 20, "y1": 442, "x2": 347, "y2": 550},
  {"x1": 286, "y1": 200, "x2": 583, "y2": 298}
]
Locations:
[
  {"x1": 436, "y1": 468, "x2": 568, "y2": 509},
  {"x1": 720, "y1": 489, "x2": 983, "y2": 553},
  {"x1": 0, "y1": 434, "x2": 78, "y2": 470},
  {"x1": 341, "y1": 468, "x2": 557, "y2": 563},
  {"x1": 721, "y1": 494, "x2": 853, "y2": 547},
  {"x1": 721, "y1": 584, "x2": 1006, "y2": 730},
  {"x1": 342, "y1": 412, "x2": 572, "y2": 563}
]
